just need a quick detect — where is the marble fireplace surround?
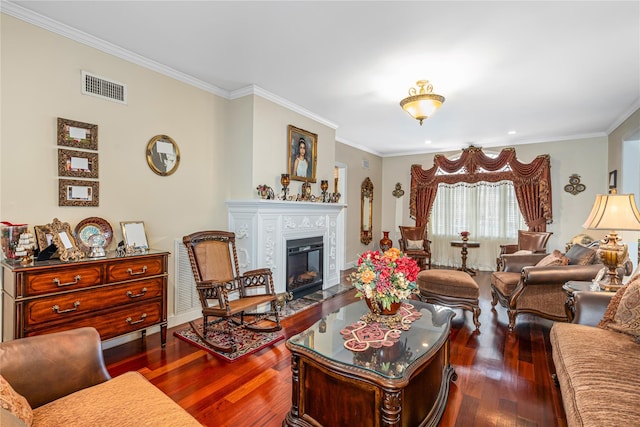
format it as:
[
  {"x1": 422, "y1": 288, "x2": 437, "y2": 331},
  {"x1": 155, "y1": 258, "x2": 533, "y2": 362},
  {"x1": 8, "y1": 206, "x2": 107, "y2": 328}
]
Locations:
[{"x1": 226, "y1": 200, "x2": 346, "y2": 295}]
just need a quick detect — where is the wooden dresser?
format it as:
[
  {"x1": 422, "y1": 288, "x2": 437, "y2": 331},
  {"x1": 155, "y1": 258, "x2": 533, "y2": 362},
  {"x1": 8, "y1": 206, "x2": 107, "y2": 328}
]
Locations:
[{"x1": 1, "y1": 250, "x2": 169, "y2": 345}]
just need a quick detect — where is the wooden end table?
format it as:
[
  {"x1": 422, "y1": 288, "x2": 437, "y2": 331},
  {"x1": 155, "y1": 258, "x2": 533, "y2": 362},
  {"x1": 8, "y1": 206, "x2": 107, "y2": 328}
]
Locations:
[
  {"x1": 283, "y1": 300, "x2": 455, "y2": 427},
  {"x1": 450, "y1": 240, "x2": 480, "y2": 275},
  {"x1": 562, "y1": 281, "x2": 614, "y2": 322}
]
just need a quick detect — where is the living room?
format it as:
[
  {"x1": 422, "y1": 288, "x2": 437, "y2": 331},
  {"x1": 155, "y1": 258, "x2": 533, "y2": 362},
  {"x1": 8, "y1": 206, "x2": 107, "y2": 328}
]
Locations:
[{"x1": 1, "y1": 2, "x2": 640, "y2": 426}]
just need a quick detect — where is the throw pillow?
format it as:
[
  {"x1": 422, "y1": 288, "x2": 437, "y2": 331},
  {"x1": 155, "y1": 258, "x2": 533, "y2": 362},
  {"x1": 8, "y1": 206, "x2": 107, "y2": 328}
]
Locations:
[
  {"x1": 0, "y1": 376, "x2": 33, "y2": 427},
  {"x1": 598, "y1": 274, "x2": 640, "y2": 343},
  {"x1": 513, "y1": 250, "x2": 533, "y2": 255},
  {"x1": 565, "y1": 243, "x2": 596, "y2": 265},
  {"x1": 406, "y1": 239, "x2": 424, "y2": 250},
  {"x1": 535, "y1": 250, "x2": 569, "y2": 267}
]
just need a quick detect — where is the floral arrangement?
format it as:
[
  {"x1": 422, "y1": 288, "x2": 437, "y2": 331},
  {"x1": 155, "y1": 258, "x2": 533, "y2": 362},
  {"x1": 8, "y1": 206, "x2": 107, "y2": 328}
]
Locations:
[
  {"x1": 460, "y1": 231, "x2": 470, "y2": 238},
  {"x1": 351, "y1": 248, "x2": 420, "y2": 310}
]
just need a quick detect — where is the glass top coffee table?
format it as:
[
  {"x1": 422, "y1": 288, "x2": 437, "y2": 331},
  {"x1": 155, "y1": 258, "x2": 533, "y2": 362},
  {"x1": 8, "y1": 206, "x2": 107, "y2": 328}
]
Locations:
[{"x1": 283, "y1": 299, "x2": 456, "y2": 427}]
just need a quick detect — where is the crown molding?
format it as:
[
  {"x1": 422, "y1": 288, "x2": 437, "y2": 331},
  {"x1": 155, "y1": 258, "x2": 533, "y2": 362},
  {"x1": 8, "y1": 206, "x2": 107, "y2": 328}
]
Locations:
[
  {"x1": 335, "y1": 136, "x2": 383, "y2": 157},
  {"x1": 606, "y1": 98, "x2": 640, "y2": 135},
  {"x1": 2, "y1": 1, "x2": 341, "y2": 132},
  {"x1": 230, "y1": 85, "x2": 338, "y2": 130},
  {"x1": 1, "y1": 1, "x2": 229, "y2": 98}
]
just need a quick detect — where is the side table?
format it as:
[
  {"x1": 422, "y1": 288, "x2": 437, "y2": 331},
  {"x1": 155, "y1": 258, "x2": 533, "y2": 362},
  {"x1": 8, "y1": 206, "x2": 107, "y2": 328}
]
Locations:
[
  {"x1": 450, "y1": 240, "x2": 480, "y2": 275},
  {"x1": 562, "y1": 281, "x2": 614, "y2": 322}
]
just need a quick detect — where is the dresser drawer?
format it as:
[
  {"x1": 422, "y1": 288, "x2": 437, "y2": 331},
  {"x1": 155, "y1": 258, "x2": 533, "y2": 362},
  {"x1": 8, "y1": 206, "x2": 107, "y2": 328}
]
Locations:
[
  {"x1": 26, "y1": 300, "x2": 163, "y2": 340},
  {"x1": 23, "y1": 278, "x2": 164, "y2": 326},
  {"x1": 106, "y1": 256, "x2": 165, "y2": 283},
  {"x1": 22, "y1": 265, "x2": 103, "y2": 297}
]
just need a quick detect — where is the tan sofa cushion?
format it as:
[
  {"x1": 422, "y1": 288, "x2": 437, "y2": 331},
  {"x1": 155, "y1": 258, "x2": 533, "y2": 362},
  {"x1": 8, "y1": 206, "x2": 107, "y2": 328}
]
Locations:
[
  {"x1": 418, "y1": 269, "x2": 479, "y2": 299},
  {"x1": 33, "y1": 371, "x2": 201, "y2": 427},
  {"x1": 551, "y1": 323, "x2": 640, "y2": 427},
  {"x1": 490, "y1": 271, "x2": 520, "y2": 296},
  {"x1": 0, "y1": 375, "x2": 33, "y2": 427}
]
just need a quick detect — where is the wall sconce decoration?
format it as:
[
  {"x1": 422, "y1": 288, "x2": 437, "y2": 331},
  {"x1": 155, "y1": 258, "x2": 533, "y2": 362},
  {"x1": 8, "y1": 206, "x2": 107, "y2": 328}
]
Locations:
[
  {"x1": 564, "y1": 174, "x2": 586, "y2": 195},
  {"x1": 392, "y1": 182, "x2": 405, "y2": 198}
]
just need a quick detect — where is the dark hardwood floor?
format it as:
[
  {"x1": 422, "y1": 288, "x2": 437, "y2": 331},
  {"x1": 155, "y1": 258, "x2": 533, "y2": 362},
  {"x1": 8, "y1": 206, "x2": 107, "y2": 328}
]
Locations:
[{"x1": 104, "y1": 270, "x2": 567, "y2": 427}]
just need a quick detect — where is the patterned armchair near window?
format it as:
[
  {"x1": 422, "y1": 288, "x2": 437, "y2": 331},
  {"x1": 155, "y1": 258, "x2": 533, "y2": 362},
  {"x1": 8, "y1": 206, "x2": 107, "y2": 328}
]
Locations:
[
  {"x1": 398, "y1": 225, "x2": 431, "y2": 270},
  {"x1": 496, "y1": 230, "x2": 553, "y2": 271}
]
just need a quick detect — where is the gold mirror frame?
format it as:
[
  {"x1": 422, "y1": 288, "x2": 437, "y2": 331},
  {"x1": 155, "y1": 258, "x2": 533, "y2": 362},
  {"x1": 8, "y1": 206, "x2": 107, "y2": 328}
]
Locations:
[
  {"x1": 360, "y1": 177, "x2": 373, "y2": 244},
  {"x1": 146, "y1": 135, "x2": 180, "y2": 176},
  {"x1": 47, "y1": 218, "x2": 85, "y2": 262}
]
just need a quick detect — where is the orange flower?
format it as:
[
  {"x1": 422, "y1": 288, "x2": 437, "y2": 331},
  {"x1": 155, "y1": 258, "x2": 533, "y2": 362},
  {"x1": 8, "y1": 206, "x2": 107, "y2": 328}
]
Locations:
[
  {"x1": 384, "y1": 247, "x2": 401, "y2": 262},
  {"x1": 360, "y1": 268, "x2": 376, "y2": 284}
]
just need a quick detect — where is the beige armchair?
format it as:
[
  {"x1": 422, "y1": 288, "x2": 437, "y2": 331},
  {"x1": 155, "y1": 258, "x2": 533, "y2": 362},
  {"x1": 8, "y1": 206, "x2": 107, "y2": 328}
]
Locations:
[{"x1": 496, "y1": 230, "x2": 553, "y2": 271}]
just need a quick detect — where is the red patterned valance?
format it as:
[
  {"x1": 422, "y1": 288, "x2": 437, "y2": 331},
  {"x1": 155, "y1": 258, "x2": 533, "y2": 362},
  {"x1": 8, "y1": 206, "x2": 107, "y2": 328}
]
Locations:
[{"x1": 410, "y1": 146, "x2": 552, "y2": 231}]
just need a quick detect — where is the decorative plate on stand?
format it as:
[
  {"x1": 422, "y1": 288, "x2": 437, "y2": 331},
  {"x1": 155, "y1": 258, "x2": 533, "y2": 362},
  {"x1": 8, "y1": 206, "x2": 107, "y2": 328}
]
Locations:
[{"x1": 74, "y1": 217, "x2": 113, "y2": 252}]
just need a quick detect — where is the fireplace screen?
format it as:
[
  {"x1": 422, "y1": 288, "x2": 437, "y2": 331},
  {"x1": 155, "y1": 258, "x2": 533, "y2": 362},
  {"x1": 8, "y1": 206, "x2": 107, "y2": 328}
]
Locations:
[{"x1": 286, "y1": 236, "x2": 323, "y2": 299}]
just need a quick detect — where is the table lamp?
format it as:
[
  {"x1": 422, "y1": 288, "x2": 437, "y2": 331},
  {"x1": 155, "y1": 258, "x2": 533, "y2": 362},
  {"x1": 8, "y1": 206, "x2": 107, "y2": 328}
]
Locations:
[{"x1": 582, "y1": 190, "x2": 640, "y2": 291}]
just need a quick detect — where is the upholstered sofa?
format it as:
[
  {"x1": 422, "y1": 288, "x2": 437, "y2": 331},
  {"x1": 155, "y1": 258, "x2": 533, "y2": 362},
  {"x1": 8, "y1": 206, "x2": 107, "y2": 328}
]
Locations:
[
  {"x1": 551, "y1": 286, "x2": 640, "y2": 426},
  {"x1": 0, "y1": 327, "x2": 202, "y2": 427}
]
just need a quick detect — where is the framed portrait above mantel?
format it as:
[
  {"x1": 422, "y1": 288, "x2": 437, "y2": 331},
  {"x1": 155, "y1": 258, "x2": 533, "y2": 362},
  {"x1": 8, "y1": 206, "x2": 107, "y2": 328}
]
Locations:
[{"x1": 287, "y1": 125, "x2": 317, "y2": 183}]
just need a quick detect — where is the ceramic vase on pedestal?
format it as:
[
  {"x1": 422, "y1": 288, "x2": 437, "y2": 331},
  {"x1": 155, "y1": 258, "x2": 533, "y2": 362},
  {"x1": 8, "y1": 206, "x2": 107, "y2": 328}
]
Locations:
[{"x1": 379, "y1": 231, "x2": 392, "y2": 251}]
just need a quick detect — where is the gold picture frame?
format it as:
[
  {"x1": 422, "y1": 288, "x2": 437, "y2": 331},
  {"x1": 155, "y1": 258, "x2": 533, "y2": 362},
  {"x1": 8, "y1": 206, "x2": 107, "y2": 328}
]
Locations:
[
  {"x1": 287, "y1": 125, "x2": 317, "y2": 183},
  {"x1": 58, "y1": 179, "x2": 99, "y2": 207},
  {"x1": 34, "y1": 225, "x2": 54, "y2": 252},
  {"x1": 58, "y1": 149, "x2": 99, "y2": 179},
  {"x1": 46, "y1": 218, "x2": 84, "y2": 262},
  {"x1": 57, "y1": 118, "x2": 98, "y2": 151},
  {"x1": 146, "y1": 135, "x2": 180, "y2": 176}
]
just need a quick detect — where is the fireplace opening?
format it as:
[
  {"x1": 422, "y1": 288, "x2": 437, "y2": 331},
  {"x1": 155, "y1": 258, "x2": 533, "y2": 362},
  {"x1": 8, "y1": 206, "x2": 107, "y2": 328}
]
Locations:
[{"x1": 286, "y1": 236, "x2": 323, "y2": 300}]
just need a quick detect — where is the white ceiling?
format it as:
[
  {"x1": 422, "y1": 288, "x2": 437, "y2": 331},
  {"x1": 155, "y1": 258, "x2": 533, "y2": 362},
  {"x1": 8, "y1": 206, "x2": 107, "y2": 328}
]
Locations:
[{"x1": 5, "y1": 1, "x2": 640, "y2": 156}]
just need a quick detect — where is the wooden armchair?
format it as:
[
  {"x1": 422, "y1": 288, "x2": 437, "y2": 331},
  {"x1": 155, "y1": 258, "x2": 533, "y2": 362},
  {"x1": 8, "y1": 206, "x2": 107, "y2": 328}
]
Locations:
[
  {"x1": 496, "y1": 230, "x2": 553, "y2": 271},
  {"x1": 183, "y1": 230, "x2": 281, "y2": 353},
  {"x1": 398, "y1": 225, "x2": 431, "y2": 270}
]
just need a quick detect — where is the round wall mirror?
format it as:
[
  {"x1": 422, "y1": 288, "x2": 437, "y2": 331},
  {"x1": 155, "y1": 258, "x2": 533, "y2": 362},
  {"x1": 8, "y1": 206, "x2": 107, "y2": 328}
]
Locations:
[{"x1": 146, "y1": 135, "x2": 180, "y2": 176}]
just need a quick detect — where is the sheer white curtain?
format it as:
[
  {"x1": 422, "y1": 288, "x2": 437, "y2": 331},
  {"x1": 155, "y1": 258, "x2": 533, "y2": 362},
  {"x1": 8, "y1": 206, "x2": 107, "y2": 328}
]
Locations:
[{"x1": 428, "y1": 181, "x2": 527, "y2": 271}]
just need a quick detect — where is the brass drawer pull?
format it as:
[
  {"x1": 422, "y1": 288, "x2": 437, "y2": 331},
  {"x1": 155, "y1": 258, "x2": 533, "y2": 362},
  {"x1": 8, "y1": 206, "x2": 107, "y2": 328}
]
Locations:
[
  {"x1": 126, "y1": 313, "x2": 147, "y2": 325},
  {"x1": 126, "y1": 266, "x2": 148, "y2": 276},
  {"x1": 126, "y1": 288, "x2": 148, "y2": 298},
  {"x1": 52, "y1": 301, "x2": 80, "y2": 314},
  {"x1": 53, "y1": 275, "x2": 81, "y2": 287}
]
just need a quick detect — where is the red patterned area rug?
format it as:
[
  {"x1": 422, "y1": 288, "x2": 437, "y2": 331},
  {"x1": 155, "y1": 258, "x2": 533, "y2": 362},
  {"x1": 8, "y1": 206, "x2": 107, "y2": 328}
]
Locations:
[{"x1": 173, "y1": 321, "x2": 285, "y2": 363}]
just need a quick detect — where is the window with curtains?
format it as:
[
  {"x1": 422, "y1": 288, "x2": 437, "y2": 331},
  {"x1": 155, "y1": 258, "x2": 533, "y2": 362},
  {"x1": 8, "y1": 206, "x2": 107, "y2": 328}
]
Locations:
[{"x1": 429, "y1": 180, "x2": 527, "y2": 270}]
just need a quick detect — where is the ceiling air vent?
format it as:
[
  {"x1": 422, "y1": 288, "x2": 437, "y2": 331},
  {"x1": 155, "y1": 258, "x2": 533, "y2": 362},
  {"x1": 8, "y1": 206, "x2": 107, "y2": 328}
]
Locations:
[{"x1": 81, "y1": 71, "x2": 127, "y2": 104}]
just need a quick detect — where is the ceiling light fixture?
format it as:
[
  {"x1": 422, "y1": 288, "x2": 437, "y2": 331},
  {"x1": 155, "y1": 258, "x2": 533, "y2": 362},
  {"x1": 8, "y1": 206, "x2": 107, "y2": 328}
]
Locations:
[{"x1": 400, "y1": 80, "x2": 445, "y2": 125}]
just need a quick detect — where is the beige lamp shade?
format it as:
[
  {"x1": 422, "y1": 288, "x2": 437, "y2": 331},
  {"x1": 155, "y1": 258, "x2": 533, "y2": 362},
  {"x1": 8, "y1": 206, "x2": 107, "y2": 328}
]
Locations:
[{"x1": 582, "y1": 193, "x2": 640, "y2": 231}]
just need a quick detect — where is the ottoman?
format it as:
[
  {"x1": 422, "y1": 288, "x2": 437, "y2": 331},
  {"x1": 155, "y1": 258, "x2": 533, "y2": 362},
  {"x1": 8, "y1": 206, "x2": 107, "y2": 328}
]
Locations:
[{"x1": 417, "y1": 269, "x2": 481, "y2": 330}]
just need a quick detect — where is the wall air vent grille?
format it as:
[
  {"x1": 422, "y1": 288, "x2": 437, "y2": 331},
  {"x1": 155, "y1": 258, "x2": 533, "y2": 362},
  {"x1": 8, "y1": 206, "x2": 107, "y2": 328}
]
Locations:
[
  {"x1": 81, "y1": 71, "x2": 127, "y2": 104},
  {"x1": 175, "y1": 239, "x2": 199, "y2": 315}
]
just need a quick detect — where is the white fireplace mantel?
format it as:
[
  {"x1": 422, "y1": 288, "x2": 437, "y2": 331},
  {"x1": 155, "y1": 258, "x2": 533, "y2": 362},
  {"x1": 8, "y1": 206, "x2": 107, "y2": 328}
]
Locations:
[{"x1": 226, "y1": 200, "x2": 346, "y2": 294}]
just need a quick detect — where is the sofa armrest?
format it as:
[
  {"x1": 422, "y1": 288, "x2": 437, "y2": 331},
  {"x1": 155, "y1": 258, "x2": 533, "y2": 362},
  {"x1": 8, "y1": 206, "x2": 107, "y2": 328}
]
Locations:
[
  {"x1": 0, "y1": 327, "x2": 111, "y2": 409},
  {"x1": 521, "y1": 264, "x2": 603, "y2": 285},
  {"x1": 572, "y1": 291, "x2": 612, "y2": 326},
  {"x1": 500, "y1": 253, "x2": 548, "y2": 273}
]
